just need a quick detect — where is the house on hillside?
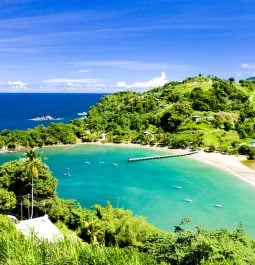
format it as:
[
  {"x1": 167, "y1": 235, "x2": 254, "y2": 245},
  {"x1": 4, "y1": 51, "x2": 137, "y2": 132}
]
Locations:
[
  {"x1": 206, "y1": 116, "x2": 215, "y2": 121},
  {"x1": 16, "y1": 215, "x2": 63, "y2": 242},
  {"x1": 192, "y1": 115, "x2": 201, "y2": 122},
  {"x1": 251, "y1": 141, "x2": 255, "y2": 148},
  {"x1": 98, "y1": 133, "x2": 106, "y2": 141}
]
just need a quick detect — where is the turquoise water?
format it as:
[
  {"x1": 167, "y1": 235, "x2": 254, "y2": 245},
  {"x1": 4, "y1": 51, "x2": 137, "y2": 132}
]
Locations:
[{"x1": 1, "y1": 144, "x2": 255, "y2": 236}]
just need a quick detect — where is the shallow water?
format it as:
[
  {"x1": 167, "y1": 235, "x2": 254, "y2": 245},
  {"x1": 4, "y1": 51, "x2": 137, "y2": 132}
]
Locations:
[{"x1": 1, "y1": 144, "x2": 255, "y2": 236}]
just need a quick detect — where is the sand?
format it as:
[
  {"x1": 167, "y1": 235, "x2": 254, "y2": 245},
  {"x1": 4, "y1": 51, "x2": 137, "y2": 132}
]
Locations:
[
  {"x1": 191, "y1": 151, "x2": 255, "y2": 187},
  {"x1": 94, "y1": 143, "x2": 255, "y2": 187}
]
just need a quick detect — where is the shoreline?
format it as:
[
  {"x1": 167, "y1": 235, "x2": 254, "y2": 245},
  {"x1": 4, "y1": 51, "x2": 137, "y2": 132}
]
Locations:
[
  {"x1": 1, "y1": 141, "x2": 254, "y2": 187},
  {"x1": 83, "y1": 142, "x2": 255, "y2": 188}
]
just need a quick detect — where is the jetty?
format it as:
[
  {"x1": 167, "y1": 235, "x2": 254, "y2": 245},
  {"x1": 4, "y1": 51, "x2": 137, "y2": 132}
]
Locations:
[{"x1": 127, "y1": 151, "x2": 198, "y2": 162}]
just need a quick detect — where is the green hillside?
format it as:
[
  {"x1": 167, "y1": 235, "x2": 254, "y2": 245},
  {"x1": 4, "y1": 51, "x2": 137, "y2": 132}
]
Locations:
[
  {"x1": 0, "y1": 75, "x2": 254, "y2": 159},
  {"x1": 83, "y1": 75, "x2": 255, "y2": 156},
  {"x1": 247, "y1": 76, "x2": 255, "y2": 81}
]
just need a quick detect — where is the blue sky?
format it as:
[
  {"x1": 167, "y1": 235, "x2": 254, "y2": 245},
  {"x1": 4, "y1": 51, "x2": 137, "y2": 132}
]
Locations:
[{"x1": 0, "y1": 0, "x2": 254, "y2": 92}]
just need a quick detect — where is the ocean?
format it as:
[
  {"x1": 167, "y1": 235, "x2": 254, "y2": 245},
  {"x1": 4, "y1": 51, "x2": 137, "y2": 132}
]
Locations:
[
  {"x1": 0, "y1": 93, "x2": 255, "y2": 236},
  {"x1": 0, "y1": 93, "x2": 105, "y2": 131}
]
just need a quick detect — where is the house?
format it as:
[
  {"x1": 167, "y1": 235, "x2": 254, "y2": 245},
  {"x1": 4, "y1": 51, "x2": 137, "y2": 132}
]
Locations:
[
  {"x1": 160, "y1": 104, "x2": 167, "y2": 109},
  {"x1": 99, "y1": 133, "x2": 106, "y2": 141},
  {"x1": 206, "y1": 116, "x2": 215, "y2": 121},
  {"x1": 192, "y1": 115, "x2": 201, "y2": 122},
  {"x1": 250, "y1": 141, "x2": 255, "y2": 148},
  {"x1": 16, "y1": 215, "x2": 63, "y2": 242}
]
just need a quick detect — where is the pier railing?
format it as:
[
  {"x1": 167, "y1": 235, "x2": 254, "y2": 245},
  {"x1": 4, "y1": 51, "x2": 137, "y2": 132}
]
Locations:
[{"x1": 127, "y1": 151, "x2": 198, "y2": 162}]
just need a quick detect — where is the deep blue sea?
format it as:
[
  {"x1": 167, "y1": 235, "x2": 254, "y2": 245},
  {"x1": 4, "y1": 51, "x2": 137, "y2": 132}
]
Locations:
[{"x1": 0, "y1": 93, "x2": 105, "y2": 131}]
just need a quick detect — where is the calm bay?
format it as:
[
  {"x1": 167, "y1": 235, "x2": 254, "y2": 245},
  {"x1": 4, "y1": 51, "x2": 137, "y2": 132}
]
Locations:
[{"x1": 1, "y1": 144, "x2": 255, "y2": 236}]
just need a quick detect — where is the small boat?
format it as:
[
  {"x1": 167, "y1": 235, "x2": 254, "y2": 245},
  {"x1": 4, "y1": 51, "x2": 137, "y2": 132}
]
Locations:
[
  {"x1": 99, "y1": 161, "x2": 105, "y2": 165},
  {"x1": 84, "y1": 161, "x2": 90, "y2": 165},
  {"x1": 214, "y1": 204, "x2": 224, "y2": 208},
  {"x1": 30, "y1": 115, "x2": 62, "y2": 121},
  {"x1": 77, "y1": 111, "x2": 87, "y2": 116},
  {"x1": 184, "y1": 198, "x2": 193, "y2": 203},
  {"x1": 173, "y1": 186, "x2": 183, "y2": 189},
  {"x1": 31, "y1": 115, "x2": 54, "y2": 121},
  {"x1": 112, "y1": 163, "x2": 119, "y2": 167}
]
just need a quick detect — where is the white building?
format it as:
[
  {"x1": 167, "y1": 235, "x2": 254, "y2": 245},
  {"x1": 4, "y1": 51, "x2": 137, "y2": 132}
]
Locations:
[{"x1": 16, "y1": 215, "x2": 63, "y2": 242}]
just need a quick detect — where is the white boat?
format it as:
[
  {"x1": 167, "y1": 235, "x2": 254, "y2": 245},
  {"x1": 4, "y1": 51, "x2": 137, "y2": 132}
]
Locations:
[
  {"x1": 214, "y1": 204, "x2": 224, "y2": 208},
  {"x1": 112, "y1": 163, "x2": 119, "y2": 167},
  {"x1": 184, "y1": 198, "x2": 193, "y2": 203},
  {"x1": 30, "y1": 115, "x2": 62, "y2": 121},
  {"x1": 173, "y1": 186, "x2": 183, "y2": 189},
  {"x1": 77, "y1": 111, "x2": 87, "y2": 116}
]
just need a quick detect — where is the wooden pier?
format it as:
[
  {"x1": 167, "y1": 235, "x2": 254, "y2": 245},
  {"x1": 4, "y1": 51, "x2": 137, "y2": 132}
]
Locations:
[{"x1": 127, "y1": 151, "x2": 198, "y2": 162}]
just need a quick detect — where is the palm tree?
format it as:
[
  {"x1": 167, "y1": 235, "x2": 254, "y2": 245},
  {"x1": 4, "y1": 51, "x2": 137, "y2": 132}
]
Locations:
[
  {"x1": 24, "y1": 149, "x2": 42, "y2": 219},
  {"x1": 81, "y1": 219, "x2": 104, "y2": 244}
]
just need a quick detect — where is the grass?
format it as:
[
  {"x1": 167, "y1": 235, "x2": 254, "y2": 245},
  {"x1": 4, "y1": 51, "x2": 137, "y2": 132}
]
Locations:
[
  {"x1": 241, "y1": 160, "x2": 255, "y2": 170},
  {"x1": 202, "y1": 130, "x2": 240, "y2": 148},
  {"x1": 0, "y1": 235, "x2": 154, "y2": 265}
]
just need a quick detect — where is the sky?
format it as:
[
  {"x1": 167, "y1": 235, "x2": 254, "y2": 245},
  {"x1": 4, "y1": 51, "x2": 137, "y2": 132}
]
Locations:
[{"x1": 0, "y1": 0, "x2": 255, "y2": 93}]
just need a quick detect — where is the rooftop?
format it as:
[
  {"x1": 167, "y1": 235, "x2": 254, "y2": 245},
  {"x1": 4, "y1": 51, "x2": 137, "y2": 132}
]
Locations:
[{"x1": 16, "y1": 215, "x2": 63, "y2": 242}]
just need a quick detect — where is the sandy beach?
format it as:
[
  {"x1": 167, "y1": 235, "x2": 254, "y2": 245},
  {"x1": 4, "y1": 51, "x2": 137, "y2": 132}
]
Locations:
[
  {"x1": 92, "y1": 143, "x2": 255, "y2": 188},
  {"x1": 190, "y1": 151, "x2": 255, "y2": 187},
  {"x1": 147, "y1": 145, "x2": 255, "y2": 188}
]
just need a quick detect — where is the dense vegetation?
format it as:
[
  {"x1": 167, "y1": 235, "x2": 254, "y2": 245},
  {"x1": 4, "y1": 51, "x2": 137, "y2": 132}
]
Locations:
[
  {"x1": 1, "y1": 212, "x2": 255, "y2": 264},
  {"x1": 0, "y1": 75, "x2": 254, "y2": 159},
  {"x1": 0, "y1": 75, "x2": 255, "y2": 264}
]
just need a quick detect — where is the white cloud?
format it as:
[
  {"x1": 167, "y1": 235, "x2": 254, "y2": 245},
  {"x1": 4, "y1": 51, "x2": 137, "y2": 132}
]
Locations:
[
  {"x1": 0, "y1": 74, "x2": 168, "y2": 93},
  {"x1": 0, "y1": 80, "x2": 27, "y2": 92},
  {"x1": 45, "y1": 78, "x2": 98, "y2": 84},
  {"x1": 43, "y1": 77, "x2": 107, "y2": 92},
  {"x1": 78, "y1": 69, "x2": 90, "y2": 73},
  {"x1": 115, "y1": 72, "x2": 168, "y2": 91},
  {"x1": 73, "y1": 60, "x2": 186, "y2": 71},
  {"x1": 71, "y1": 69, "x2": 91, "y2": 74},
  {"x1": 241, "y1": 63, "x2": 255, "y2": 69},
  {"x1": 7, "y1": 81, "x2": 26, "y2": 87}
]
